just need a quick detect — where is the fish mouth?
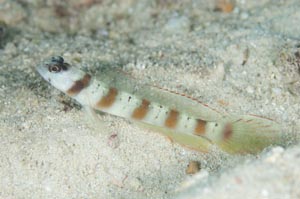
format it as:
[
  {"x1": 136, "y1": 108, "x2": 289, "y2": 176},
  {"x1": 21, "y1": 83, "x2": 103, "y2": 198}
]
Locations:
[{"x1": 36, "y1": 62, "x2": 47, "y2": 76}]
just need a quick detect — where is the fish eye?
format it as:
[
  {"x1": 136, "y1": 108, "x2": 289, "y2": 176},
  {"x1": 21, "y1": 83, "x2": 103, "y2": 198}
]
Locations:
[{"x1": 48, "y1": 64, "x2": 62, "y2": 73}]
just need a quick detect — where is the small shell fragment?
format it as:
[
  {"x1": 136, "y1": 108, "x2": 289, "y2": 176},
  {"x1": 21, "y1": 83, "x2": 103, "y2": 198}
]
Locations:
[
  {"x1": 185, "y1": 161, "x2": 201, "y2": 175},
  {"x1": 107, "y1": 133, "x2": 120, "y2": 149},
  {"x1": 215, "y1": 0, "x2": 235, "y2": 13}
]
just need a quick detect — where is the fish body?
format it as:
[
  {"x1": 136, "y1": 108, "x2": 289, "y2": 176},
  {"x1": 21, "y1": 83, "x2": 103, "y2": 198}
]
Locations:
[{"x1": 36, "y1": 56, "x2": 282, "y2": 154}]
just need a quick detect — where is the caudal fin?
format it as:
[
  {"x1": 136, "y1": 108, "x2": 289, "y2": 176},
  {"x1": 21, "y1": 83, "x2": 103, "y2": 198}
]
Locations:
[{"x1": 217, "y1": 115, "x2": 282, "y2": 154}]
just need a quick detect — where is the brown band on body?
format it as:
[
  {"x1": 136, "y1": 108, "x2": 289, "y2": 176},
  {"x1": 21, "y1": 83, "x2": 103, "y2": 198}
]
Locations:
[
  {"x1": 131, "y1": 99, "x2": 150, "y2": 120},
  {"x1": 97, "y1": 87, "x2": 118, "y2": 108},
  {"x1": 165, "y1": 109, "x2": 179, "y2": 129},
  {"x1": 67, "y1": 74, "x2": 91, "y2": 96},
  {"x1": 194, "y1": 119, "x2": 207, "y2": 135},
  {"x1": 223, "y1": 123, "x2": 233, "y2": 140}
]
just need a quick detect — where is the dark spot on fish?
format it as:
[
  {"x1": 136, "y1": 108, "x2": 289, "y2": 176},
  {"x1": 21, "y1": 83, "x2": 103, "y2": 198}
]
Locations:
[{"x1": 67, "y1": 74, "x2": 91, "y2": 96}]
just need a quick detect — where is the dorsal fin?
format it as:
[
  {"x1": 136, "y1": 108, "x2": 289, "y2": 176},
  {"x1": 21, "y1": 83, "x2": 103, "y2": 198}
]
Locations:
[{"x1": 93, "y1": 66, "x2": 225, "y2": 121}]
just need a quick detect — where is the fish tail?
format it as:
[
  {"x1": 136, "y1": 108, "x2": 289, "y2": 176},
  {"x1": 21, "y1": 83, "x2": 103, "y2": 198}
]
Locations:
[{"x1": 217, "y1": 115, "x2": 282, "y2": 154}]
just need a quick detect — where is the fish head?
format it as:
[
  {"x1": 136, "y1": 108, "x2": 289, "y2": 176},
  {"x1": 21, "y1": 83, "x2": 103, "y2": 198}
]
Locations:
[{"x1": 36, "y1": 56, "x2": 87, "y2": 93}]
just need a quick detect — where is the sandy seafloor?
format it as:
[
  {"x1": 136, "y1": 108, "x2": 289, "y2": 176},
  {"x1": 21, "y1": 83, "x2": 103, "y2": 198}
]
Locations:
[{"x1": 0, "y1": 0, "x2": 300, "y2": 198}]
